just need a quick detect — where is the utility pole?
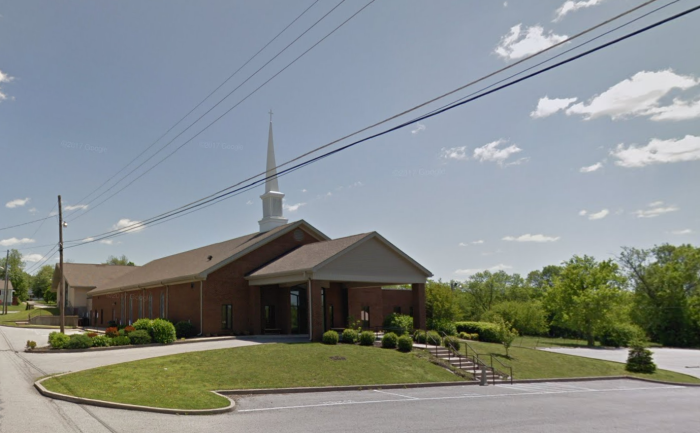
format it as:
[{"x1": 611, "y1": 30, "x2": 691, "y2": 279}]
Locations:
[
  {"x1": 58, "y1": 195, "x2": 65, "y2": 334},
  {"x1": 2, "y1": 250, "x2": 8, "y2": 315}
]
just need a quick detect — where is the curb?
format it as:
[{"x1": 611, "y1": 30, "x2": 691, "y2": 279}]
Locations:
[
  {"x1": 34, "y1": 373, "x2": 235, "y2": 415},
  {"x1": 26, "y1": 335, "x2": 241, "y2": 354},
  {"x1": 219, "y1": 380, "x2": 475, "y2": 395}
]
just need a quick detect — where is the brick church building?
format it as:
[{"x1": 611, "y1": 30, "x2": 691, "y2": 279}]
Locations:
[{"x1": 86, "y1": 120, "x2": 431, "y2": 341}]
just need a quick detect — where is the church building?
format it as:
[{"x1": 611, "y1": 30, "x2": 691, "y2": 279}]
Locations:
[{"x1": 86, "y1": 119, "x2": 431, "y2": 341}]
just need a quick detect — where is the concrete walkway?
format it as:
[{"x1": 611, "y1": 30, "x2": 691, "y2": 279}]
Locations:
[{"x1": 540, "y1": 347, "x2": 700, "y2": 379}]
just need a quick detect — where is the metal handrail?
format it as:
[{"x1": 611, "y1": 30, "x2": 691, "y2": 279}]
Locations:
[
  {"x1": 488, "y1": 353, "x2": 514, "y2": 385},
  {"x1": 459, "y1": 336, "x2": 513, "y2": 384}
]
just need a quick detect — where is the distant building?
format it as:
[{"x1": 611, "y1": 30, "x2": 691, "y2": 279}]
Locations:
[
  {"x1": 0, "y1": 280, "x2": 15, "y2": 305},
  {"x1": 83, "y1": 119, "x2": 430, "y2": 340}
]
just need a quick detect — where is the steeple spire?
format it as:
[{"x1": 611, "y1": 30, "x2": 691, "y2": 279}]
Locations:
[{"x1": 259, "y1": 113, "x2": 288, "y2": 232}]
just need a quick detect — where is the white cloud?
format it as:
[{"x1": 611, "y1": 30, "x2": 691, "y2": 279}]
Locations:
[
  {"x1": 634, "y1": 203, "x2": 679, "y2": 218},
  {"x1": 82, "y1": 237, "x2": 95, "y2": 242},
  {"x1": 458, "y1": 240, "x2": 484, "y2": 247},
  {"x1": 472, "y1": 240, "x2": 484, "y2": 245},
  {"x1": 531, "y1": 96, "x2": 578, "y2": 118},
  {"x1": 554, "y1": 0, "x2": 605, "y2": 22},
  {"x1": 64, "y1": 204, "x2": 88, "y2": 211},
  {"x1": 0, "y1": 237, "x2": 35, "y2": 247},
  {"x1": 503, "y1": 1, "x2": 508, "y2": 7},
  {"x1": 99, "y1": 239, "x2": 114, "y2": 245},
  {"x1": 587, "y1": 209, "x2": 609, "y2": 220},
  {"x1": 0, "y1": 68, "x2": 14, "y2": 101},
  {"x1": 348, "y1": 181, "x2": 364, "y2": 188},
  {"x1": 411, "y1": 123, "x2": 426, "y2": 134},
  {"x1": 24, "y1": 254, "x2": 44, "y2": 263},
  {"x1": 113, "y1": 218, "x2": 145, "y2": 233},
  {"x1": 566, "y1": 70, "x2": 700, "y2": 120},
  {"x1": 503, "y1": 234, "x2": 560, "y2": 242},
  {"x1": 455, "y1": 264, "x2": 513, "y2": 275},
  {"x1": 495, "y1": 24, "x2": 567, "y2": 61},
  {"x1": 579, "y1": 162, "x2": 603, "y2": 173},
  {"x1": 578, "y1": 210, "x2": 587, "y2": 216},
  {"x1": 28, "y1": 207, "x2": 38, "y2": 214},
  {"x1": 670, "y1": 229, "x2": 693, "y2": 235},
  {"x1": 473, "y1": 139, "x2": 522, "y2": 166},
  {"x1": 611, "y1": 135, "x2": 700, "y2": 168},
  {"x1": 301, "y1": 189, "x2": 307, "y2": 193},
  {"x1": 283, "y1": 202, "x2": 306, "y2": 212},
  {"x1": 246, "y1": 200, "x2": 253, "y2": 205},
  {"x1": 644, "y1": 98, "x2": 700, "y2": 121},
  {"x1": 439, "y1": 146, "x2": 469, "y2": 161},
  {"x1": 5, "y1": 197, "x2": 30, "y2": 208}
]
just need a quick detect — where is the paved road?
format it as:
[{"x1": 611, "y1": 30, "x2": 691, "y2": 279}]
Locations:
[
  {"x1": 2, "y1": 326, "x2": 699, "y2": 432},
  {"x1": 541, "y1": 347, "x2": 700, "y2": 379}
]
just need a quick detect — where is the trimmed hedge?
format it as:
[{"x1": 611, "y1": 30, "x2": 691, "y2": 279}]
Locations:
[
  {"x1": 626, "y1": 345, "x2": 656, "y2": 373},
  {"x1": 382, "y1": 313, "x2": 414, "y2": 335},
  {"x1": 92, "y1": 335, "x2": 111, "y2": 347},
  {"x1": 382, "y1": 332, "x2": 399, "y2": 349},
  {"x1": 428, "y1": 318, "x2": 457, "y2": 336},
  {"x1": 443, "y1": 336, "x2": 460, "y2": 351},
  {"x1": 413, "y1": 330, "x2": 427, "y2": 344},
  {"x1": 151, "y1": 318, "x2": 177, "y2": 344},
  {"x1": 66, "y1": 334, "x2": 94, "y2": 349},
  {"x1": 175, "y1": 321, "x2": 197, "y2": 339},
  {"x1": 48, "y1": 332, "x2": 70, "y2": 349},
  {"x1": 133, "y1": 318, "x2": 152, "y2": 333},
  {"x1": 341, "y1": 329, "x2": 359, "y2": 344},
  {"x1": 129, "y1": 330, "x2": 152, "y2": 345},
  {"x1": 105, "y1": 327, "x2": 119, "y2": 338},
  {"x1": 458, "y1": 332, "x2": 479, "y2": 340},
  {"x1": 359, "y1": 331, "x2": 376, "y2": 346},
  {"x1": 111, "y1": 335, "x2": 131, "y2": 346},
  {"x1": 600, "y1": 323, "x2": 646, "y2": 348},
  {"x1": 455, "y1": 321, "x2": 501, "y2": 343},
  {"x1": 426, "y1": 330, "x2": 441, "y2": 346},
  {"x1": 398, "y1": 335, "x2": 413, "y2": 352},
  {"x1": 322, "y1": 330, "x2": 339, "y2": 345}
]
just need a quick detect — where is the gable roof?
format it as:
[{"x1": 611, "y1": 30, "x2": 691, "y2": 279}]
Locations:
[
  {"x1": 87, "y1": 220, "x2": 328, "y2": 296},
  {"x1": 52, "y1": 263, "x2": 138, "y2": 291},
  {"x1": 1, "y1": 280, "x2": 13, "y2": 291},
  {"x1": 247, "y1": 232, "x2": 432, "y2": 282}
]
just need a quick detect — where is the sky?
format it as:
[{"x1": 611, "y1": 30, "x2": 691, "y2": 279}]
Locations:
[{"x1": 0, "y1": 0, "x2": 698, "y2": 280}]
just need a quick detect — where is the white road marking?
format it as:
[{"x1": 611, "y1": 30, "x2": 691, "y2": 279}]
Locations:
[
  {"x1": 499, "y1": 383, "x2": 595, "y2": 393},
  {"x1": 237, "y1": 385, "x2": 684, "y2": 413},
  {"x1": 373, "y1": 389, "x2": 418, "y2": 399}
]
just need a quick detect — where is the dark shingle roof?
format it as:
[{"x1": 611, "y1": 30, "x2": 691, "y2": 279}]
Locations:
[
  {"x1": 88, "y1": 220, "x2": 326, "y2": 296},
  {"x1": 248, "y1": 233, "x2": 371, "y2": 278},
  {"x1": 54, "y1": 263, "x2": 138, "y2": 290}
]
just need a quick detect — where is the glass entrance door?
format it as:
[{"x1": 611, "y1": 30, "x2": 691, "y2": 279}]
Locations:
[{"x1": 290, "y1": 287, "x2": 308, "y2": 334}]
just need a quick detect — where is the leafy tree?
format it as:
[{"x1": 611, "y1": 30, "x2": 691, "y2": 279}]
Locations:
[
  {"x1": 103, "y1": 255, "x2": 135, "y2": 266},
  {"x1": 619, "y1": 244, "x2": 700, "y2": 347},
  {"x1": 495, "y1": 316, "x2": 518, "y2": 358},
  {"x1": 525, "y1": 265, "x2": 561, "y2": 299},
  {"x1": 545, "y1": 255, "x2": 626, "y2": 346},
  {"x1": 482, "y1": 300, "x2": 549, "y2": 335},
  {"x1": 425, "y1": 279, "x2": 460, "y2": 323},
  {"x1": 43, "y1": 287, "x2": 57, "y2": 303},
  {"x1": 458, "y1": 271, "x2": 525, "y2": 320},
  {"x1": 0, "y1": 249, "x2": 31, "y2": 301},
  {"x1": 31, "y1": 265, "x2": 54, "y2": 299}
]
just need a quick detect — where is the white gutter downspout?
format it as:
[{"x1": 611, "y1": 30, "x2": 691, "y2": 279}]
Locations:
[
  {"x1": 197, "y1": 281, "x2": 203, "y2": 337},
  {"x1": 306, "y1": 273, "x2": 312, "y2": 342}
]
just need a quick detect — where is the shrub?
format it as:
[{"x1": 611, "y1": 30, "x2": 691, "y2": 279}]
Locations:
[
  {"x1": 92, "y1": 335, "x2": 111, "y2": 347},
  {"x1": 455, "y1": 321, "x2": 501, "y2": 343},
  {"x1": 87, "y1": 332, "x2": 97, "y2": 338},
  {"x1": 428, "y1": 318, "x2": 457, "y2": 336},
  {"x1": 443, "y1": 336, "x2": 460, "y2": 351},
  {"x1": 124, "y1": 326, "x2": 136, "y2": 334},
  {"x1": 398, "y1": 335, "x2": 413, "y2": 352},
  {"x1": 382, "y1": 332, "x2": 398, "y2": 349},
  {"x1": 359, "y1": 331, "x2": 376, "y2": 346},
  {"x1": 600, "y1": 323, "x2": 646, "y2": 348},
  {"x1": 341, "y1": 328, "x2": 359, "y2": 344},
  {"x1": 382, "y1": 313, "x2": 414, "y2": 335},
  {"x1": 626, "y1": 344, "x2": 656, "y2": 373},
  {"x1": 66, "y1": 334, "x2": 94, "y2": 350},
  {"x1": 151, "y1": 318, "x2": 177, "y2": 344},
  {"x1": 426, "y1": 330, "x2": 441, "y2": 346},
  {"x1": 322, "y1": 330, "x2": 339, "y2": 345},
  {"x1": 458, "y1": 332, "x2": 478, "y2": 340},
  {"x1": 48, "y1": 332, "x2": 70, "y2": 349},
  {"x1": 495, "y1": 316, "x2": 518, "y2": 357},
  {"x1": 26, "y1": 340, "x2": 37, "y2": 350},
  {"x1": 105, "y1": 327, "x2": 119, "y2": 338},
  {"x1": 128, "y1": 330, "x2": 152, "y2": 345},
  {"x1": 133, "y1": 318, "x2": 153, "y2": 333},
  {"x1": 111, "y1": 335, "x2": 131, "y2": 346},
  {"x1": 413, "y1": 330, "x2": 426, "y2": 344},
  {"x1": 107, "y1": 320, "x2": 118, "y2": 328},
  {"x1": 175, "y1": 321, "x2": 197, "y2": 339},
  {"x1": 482, "y1": 300, "x2": 549, "y2": 336}
]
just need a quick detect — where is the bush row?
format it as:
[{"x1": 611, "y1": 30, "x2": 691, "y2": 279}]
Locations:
[
  {"x1": 321, "y1": 329, "x2": 412, "y2": 352},
  {"x1": 48, "y1": 318, "x2": 176, "y2": 350},
  {"x1": 454, "y1": 322, "x2": 502, "y2": 343}
]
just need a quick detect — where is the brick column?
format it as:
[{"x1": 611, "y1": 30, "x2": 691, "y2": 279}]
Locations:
[
  {"x1": 411, "y1": 283, "x2": 426, "y2": 330},
  {"x1": 309, "y1": 280, "x2": 324, "y2": 341},
  {"x1": 249, "y1": 285, "x2": 261, "y2": 335}
]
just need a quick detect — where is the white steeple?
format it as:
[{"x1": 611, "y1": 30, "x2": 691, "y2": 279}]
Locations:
[{"x1": 259, "y1": 111, "x2": 288, "y2": 233}]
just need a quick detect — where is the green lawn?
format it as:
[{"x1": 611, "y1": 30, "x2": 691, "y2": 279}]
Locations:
[
  {"x1": 6, "y1": 302, "x2": 28, "y2": 311},
  {"x1": 462, "y1": 339, "x2": 700, "y2": 384},
  {"x1": 511, "y1": 335, "x2": 662, "y2": 349},
  {"x1": 0, "y1": 307, "x2": 59, "y2": 326},
  {"x1": 42, "y1": 343, "x2": 464, "y2": 410}
]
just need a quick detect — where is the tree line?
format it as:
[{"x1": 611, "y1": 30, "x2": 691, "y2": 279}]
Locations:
[{"x1": 426, "y1": 243, "x2": 700, "y2": 348}]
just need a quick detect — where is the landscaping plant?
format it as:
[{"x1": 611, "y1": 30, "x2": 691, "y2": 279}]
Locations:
[
  {"x1": 322, "y1": 330, "x2": 339, "y2": 345},
  {"x1": 382, "y1": 313, "x2": 414, "y2": 335},
  {"x1": 26, "y1": 340, "x2": 37, "y2": 350},
  {"x1": 443, "y1": 336, "x2": 460, "y2": 351},
  {"x1": 151, "y1": 318, "x2": 177, "y2": 344},
  {"x1": 455, "y1": 322, "x2": 501, "y2": 343},
  {"x1": 397, "y1": 335, "x2": 413, "y2": 352},
  {"x1": 105, "y1": 327, "x2": 119, "y2": 338},
  {"x1": 496, "y1": 317, "x2": 518, "y2": 358},
  {"x1": 626, "y1": 344, "x2": 657, "y2": 373},
  {"x1": 128, "y1": 330, "x2": 152, "y2": 345},
  {"x1": 341, "y1": 328, "x2": 359, "y2": 344},
  {"x1": 428, "y1": 317, "x2": 457, "y2": 336},
  {"x1": 48, "y1": 332, "x2": 70, "y2": 349},
  {"x1": 359, "y1": 331, "x2": 376, "y2": 346},
  {"x1": 133, "y1": 318, "x2": 153, "y2": 333},
  {"x1": 382, "y1": 332, "x2": 398, "y2": 349},
  {"x1": 413, "y1": 330, "x2": 427, "y2": 344},
  {"x1": 175, "y1": 321, "x2": 197, "y2": 339},
  {"x1": 426, "y1": 331, "x2": 441, "y2": 346},
  {"x1": 124, "y1": 326, "x2": 136, "y2": 334},
  {"x1": 110, "y1": 335, "x2": 131, "y2": 346},
  {"x1": 92, "y1": 335, "x2": 111, "y2": 347},
  {"x1": 66, "y1": 334, "x2": 94, "y2": 350}
]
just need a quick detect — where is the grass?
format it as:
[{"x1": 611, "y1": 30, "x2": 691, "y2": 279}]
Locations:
[
  {"x1": 41, "y1": 343, "x2": 464, "y2": 410},
  {"x1": 6, "y1": 302, "x2": 28, "y2": 311},
  {"x1": 511, "y1": 335, "x2": 662, "y2": 349},
  {"x1": 462, "y1": 339, "x2": 700, "y2": 384},
  {"x1": 0, "y1": 307, "x2": 59, "y2": 326}
]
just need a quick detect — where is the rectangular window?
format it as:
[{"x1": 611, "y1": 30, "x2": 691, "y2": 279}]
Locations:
[
  {"x1": 112, "y1": 308, "x2": 115, "y2": 321},
  {"x1": 160, "y1": 293, "x2": 165, "y2": 318},
  {"x1": 221, "y1": 304, "x2": 232, "y2": 330},
  {"x1": 120, "y1": 296, "x2": 125, "y2": 325},
  {"x1": 149, "y1": 293, "x2": 153, "y2": 319},
  {"x1": 329, "y1": 305, "x2": 334, "y2": 329},
  {"x1": 100, "y1": 309, "x2": 104, "y2": 325},
  {"x1": 129, "y1": 296, "x2": 133, "y2": 325},
  {"x1": 361, "y1": 306, "x2": 370, "y2": 329},
  {"x1": 321, "y1": 288, "x2": 326, "y2": 332},
  {"x1": 138, "y1": 295, "x2": 143, "y2": 319},
  {"x1": 264, "y1": 305, "x2": 276, "y2": 329},
  {"x1": 394, "y1": 306, "x2": 401, "y2": 314}
]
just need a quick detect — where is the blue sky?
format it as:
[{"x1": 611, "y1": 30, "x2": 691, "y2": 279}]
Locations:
[{"x1": 1, "y1": 0, "x2": 698, "y2": 280}]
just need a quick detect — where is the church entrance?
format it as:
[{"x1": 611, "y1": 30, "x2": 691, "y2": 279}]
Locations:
[{"x1": 290, "y1": 286, "x2": 308, "y2": 334}]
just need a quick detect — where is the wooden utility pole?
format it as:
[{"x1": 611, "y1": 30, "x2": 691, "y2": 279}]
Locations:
[
  {"x1": 58, "y1": 195, "x2": 65, "y2": 334},
  {"x1": 2, "y1": 250, "x2": 8, "y2": 315}
]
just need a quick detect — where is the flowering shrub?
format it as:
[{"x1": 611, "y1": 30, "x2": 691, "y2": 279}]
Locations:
[{"x1": 105, "y1": 327, "x2": 119, "y2": 338}]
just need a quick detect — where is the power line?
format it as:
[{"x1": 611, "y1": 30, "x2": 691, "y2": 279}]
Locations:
[
  {"x1": 63, "y1": 0, "x2": 322, "y2": 219},
  {"x1": 67, "y1": 0, "x2": 357, "y2": 222},
  {"x1": 24, "y1": 244, "x2": 59, "y2": 274},
  {"x1": 0, "y1": 215, "x2": 55, "y2": 232},
  {"x1": 65, "y1": 3, "x2": 699, "y2": 249}
]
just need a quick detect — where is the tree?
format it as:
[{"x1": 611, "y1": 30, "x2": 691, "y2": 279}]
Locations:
[
  {"x1": 526, "y1": 265, "x2": 562, "y2": 299},
  {"x1": 545, "y1": 255, "x2": 626, "y2": 346},
  {"x1": 31, "y1": 265, "x2": 54, "y2": 299},
  {"x1": 459, "y1": 271, "x2": 524, "y2": 320},
  {"x1": 43, "y1": 287, "x2": 57, "y2": 303},
  {"x1": 495, "y1": 316, "x2": 518, "y2": 358},
  {"x1": 0, "y1": 249, "x2": 31, "y2": 301},
  {"x1": 425, "y1": 279, "x2": 460, "y2": 323},
  {"x1": 103, "y1": 255, "x2": 135, "y2": 266},
  {"x1": 619, "y1": 244, "x2": 700, "y2": 347}
]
